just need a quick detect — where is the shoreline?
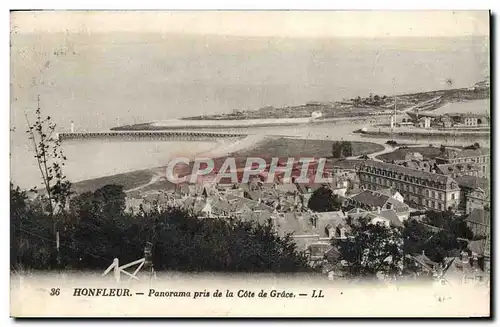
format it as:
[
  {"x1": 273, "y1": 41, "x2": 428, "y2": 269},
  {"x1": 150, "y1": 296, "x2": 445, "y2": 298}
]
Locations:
[
  {"x1": 70, "y1": 137, "x2": 384, "y2": 194},
  {"x1": 110, "y1": 115, "x2": 391, "y2": 131}
]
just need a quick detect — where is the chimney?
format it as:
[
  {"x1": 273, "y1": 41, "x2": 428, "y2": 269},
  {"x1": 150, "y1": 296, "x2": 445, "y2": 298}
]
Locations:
[{"x1": 340, "y1": 228, "x2": 346, "y2": 239}]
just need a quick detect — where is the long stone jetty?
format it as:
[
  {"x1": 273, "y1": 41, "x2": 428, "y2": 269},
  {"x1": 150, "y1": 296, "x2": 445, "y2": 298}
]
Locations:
[{"x1": 57, "y1": 131, "x2": 247, "y2": 141}]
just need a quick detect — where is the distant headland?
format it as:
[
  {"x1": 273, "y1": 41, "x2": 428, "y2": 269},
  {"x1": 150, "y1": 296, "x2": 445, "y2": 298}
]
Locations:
[{"x1": 111, "y1": 79, "x2": 489, "y2": 131}]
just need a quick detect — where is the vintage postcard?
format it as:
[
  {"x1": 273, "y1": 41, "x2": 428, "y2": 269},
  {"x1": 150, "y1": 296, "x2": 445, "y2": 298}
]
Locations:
[{"x1": 10, "y1": 10, "x2": 490, "y2": 317}]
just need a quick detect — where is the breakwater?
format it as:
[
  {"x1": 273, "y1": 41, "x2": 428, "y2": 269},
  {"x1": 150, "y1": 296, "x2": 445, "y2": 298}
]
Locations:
[{"x1": 57, "y1": 131, "x2": 247, "y2": 141}]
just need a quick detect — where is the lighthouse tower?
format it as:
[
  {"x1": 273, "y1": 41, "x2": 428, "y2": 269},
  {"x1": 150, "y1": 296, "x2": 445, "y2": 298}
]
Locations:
[{"x1": 70, "y1": 121, "x2": 75, "y2": 133}]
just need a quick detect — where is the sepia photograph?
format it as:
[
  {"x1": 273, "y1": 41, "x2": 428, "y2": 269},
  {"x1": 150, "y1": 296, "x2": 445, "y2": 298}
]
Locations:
[{"x1": 9, "y1": 10, "x2": 491, "y2": 317}]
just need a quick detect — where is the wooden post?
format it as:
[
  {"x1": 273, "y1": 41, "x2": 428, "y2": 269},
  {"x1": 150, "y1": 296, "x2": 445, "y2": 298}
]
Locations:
[
  {"x1": 113, "y1": 258, "x2": 120, "y2": 283},
  {"x1": 144, "y1": 242, "x2": 153, "y2": 276}
]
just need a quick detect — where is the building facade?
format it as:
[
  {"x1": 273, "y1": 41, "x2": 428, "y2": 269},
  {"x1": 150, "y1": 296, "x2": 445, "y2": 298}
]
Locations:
[
  {"x1": 357, "y1": 160, "x2": 461, "y2": 211},
  {"x1": 454, "y1": 175, "x2": 490, "y2": 214},
  {"x1": 435, "y1": 148, "x2": 490, "y2": 178}
]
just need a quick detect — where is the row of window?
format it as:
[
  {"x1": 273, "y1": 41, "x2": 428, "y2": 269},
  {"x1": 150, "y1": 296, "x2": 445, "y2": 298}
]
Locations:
[
  {"x1": 361, "y1": 174, "x2": 449, "y2": 199},
  {"x1": 363, "y1": 179, "x2": 457, "y2": 201},
  {"x1": 451, "y1": 156, "x2": 488, "y2": 164},
  {"x1": 361, "y1": 169, "x2": 447, "y2": 190},
  {"x1": 423, "y1": 198, "x2": 444, "y2": 210}
]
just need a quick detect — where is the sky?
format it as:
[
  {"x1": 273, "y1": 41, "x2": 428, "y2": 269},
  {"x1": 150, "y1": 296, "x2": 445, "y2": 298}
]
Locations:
[{"x1": 11, "y1": 10, "x2": 489, "y2": 38}]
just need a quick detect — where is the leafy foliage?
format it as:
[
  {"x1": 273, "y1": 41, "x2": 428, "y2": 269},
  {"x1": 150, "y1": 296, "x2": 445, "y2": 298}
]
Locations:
[
  {"x1": 332, "y1": 141, "x2": 353, "y2": 158},
  {"x1": 25, "y1": 97, "x2": 72, "y2": 215},
  {"x1": 402, "y1": 211, "x2": 472, "y2": 264},
  {"x1": 307, "y1": 185, "x2": 342, "y2": 212},
  {"x1": 11, "y1": 183, "x2": 55, "y2": 270},
  {"x1": 423, "y1": 210, "x2": 473, "y2": 240},
  {"x1": 332, "y1": 217, "x2": 404, "y2": 278},
  {"x1": 11, "y1": 184, "x2": 311, "y2": 273}
]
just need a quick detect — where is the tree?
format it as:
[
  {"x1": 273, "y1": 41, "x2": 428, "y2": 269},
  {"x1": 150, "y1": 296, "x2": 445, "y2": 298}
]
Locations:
[
  {"x1": 11, "y1": 183, "x2": 54, "y2": 270},
  {"x1": 332, "y1": 141, "x2": 353, "y2": 159},
  {"x1": 25, "y1": 97, "x2": 72, "y2": 214},
  {"x1": 152, "y1": 210, "x2": 311, "y2": 272},
  {"x1": 341, "y1": 141, "x2": 353, "y2": 157},
  {"x1": 307, "y1": 185, "x2": 342, "y2": 212},
  {"x1": 93, "y1": 184, "x2": 127, "y2": 217},
  {"x1": 333, "y1": 217, "x2": 404, "y2": 278},
  {"x1": 402, "y1": 219, "x2": 433, "y2": 256},
  {"x1": 70, "y1": 184, "x2": 126, "y2": 218},
  {"x1": 423, "y1": 210, "x2": 472, "y2": 240},
  {"x1": 402, "y1": 212, "x2": 472, "y2": 265},
  {"x1": 24, "y1": 97, "x2": 72, "y2": 266},
  {"x1": 12, "y1": 186, "x2": 313, "y2": 272}
]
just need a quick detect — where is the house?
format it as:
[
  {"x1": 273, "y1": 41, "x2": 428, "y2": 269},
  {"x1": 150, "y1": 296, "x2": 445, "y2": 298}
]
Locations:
[
  {"x1": 358, "y1": 160, "x2": 461, "y2": 211},
  {"x1": 311, "y1": 211, "x2": 349, "y2": 241},
  {"x1": 407, "y1": 252, "x2": 440, "y2": 275},
  {"x1": 417, "y1": 116, "x2": 432, "y2": 129},
  {"x1": 347, "y1": 207, "x2": 404, "y2": 228},
  {"x1": 240, "y1": 183, "x2": 263, "y2": 202},
  {"x1": 374, "y1": 187, "x2": 404, "y2": 203},
  {"x1": 295, "y1": 183, "x2": 328, "y2": 205},
  {"x1": 461, "y1": 113, "x2": 488, "y2": 127},
  {"x1": 348, "y1": 190, "x2": 410, "y2": 222},
  {"x1": 441, "y1": 254, "x2": 488, "y2": 284},
  {"x1": 394, "y1": 159, "x2": 434, "y2": 173},
  {"x1": 465, "y1": 209, "x2": 490, "y2": 239},
  {"x1": 273, "y1": 210, "x2": 347, "y2": 253},
  {"x1": 436, "y1": 115, "x2": 454, "y2": 128},
  {"x1": 436, "y1": 148, "x2": 490, "y2": 178},
  {"x1": 305, "y1": 243, "x2": 333, "y2": 263},
  {"x1": 467, "y1": 238, "x2": 490, "y2": 273},
  {"x1": 454, "y1": 175, "x2": 490, "y2": 214},
  {"x1": 435, "y1": 162, "x2": 481, "y2": 178}
]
